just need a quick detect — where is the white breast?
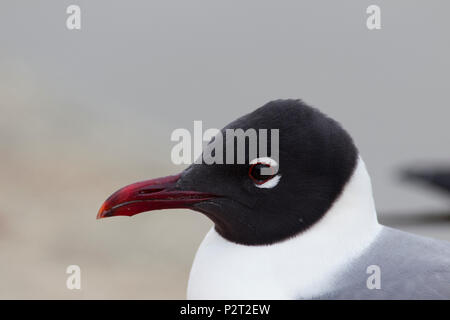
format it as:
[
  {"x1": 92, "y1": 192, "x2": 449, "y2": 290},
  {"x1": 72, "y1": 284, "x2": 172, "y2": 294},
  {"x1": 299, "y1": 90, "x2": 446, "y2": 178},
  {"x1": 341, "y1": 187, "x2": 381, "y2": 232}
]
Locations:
[{"x1": 187, "y1": 157, "x2": 382, "y2": 299}]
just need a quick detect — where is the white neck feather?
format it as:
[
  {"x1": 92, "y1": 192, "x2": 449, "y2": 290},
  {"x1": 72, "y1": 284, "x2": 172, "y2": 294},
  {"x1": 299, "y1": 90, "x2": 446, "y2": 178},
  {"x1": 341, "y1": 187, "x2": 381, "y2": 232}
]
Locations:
[{"x1": 187, "y1": 157, "x2": 382, "y2": 299}]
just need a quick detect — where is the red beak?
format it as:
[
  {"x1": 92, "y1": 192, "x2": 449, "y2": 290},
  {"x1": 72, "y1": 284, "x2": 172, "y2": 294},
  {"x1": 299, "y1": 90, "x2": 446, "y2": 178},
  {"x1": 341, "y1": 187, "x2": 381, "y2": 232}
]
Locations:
[{"x1": 97, "y1": 173, "x2": 218, "y2": 219}]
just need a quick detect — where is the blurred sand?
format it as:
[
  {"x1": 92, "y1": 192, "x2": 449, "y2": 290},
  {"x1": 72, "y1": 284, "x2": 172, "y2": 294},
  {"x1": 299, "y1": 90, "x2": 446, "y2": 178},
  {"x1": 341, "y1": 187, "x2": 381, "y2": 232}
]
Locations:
[{"x1": 0, "y1": 64, "x2": 213, "y2": 299}]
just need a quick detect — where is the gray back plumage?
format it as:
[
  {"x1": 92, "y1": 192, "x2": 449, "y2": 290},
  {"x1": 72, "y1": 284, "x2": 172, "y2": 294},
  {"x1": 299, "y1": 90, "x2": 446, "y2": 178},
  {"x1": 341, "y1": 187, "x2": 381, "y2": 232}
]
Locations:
[{"x1": 319, "y1": 227, "x2": 450, "y2": 299}]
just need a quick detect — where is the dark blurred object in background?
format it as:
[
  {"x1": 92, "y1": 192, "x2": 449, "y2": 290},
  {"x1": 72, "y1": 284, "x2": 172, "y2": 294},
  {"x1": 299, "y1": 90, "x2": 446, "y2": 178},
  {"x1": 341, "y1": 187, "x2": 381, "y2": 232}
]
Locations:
[
  {"x1": 403, "y1": 167, "x2": 450, "y2": 197},
  {"x1": 379, "y1": 166, "x2": 450, "y2": 228}
]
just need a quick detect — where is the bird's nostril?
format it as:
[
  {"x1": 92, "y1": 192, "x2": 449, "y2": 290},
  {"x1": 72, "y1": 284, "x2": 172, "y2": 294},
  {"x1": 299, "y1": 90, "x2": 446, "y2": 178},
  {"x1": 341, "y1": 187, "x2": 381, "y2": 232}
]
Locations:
[{"x1": 138, "y1": 188, "x2": 165, "y2": 195}]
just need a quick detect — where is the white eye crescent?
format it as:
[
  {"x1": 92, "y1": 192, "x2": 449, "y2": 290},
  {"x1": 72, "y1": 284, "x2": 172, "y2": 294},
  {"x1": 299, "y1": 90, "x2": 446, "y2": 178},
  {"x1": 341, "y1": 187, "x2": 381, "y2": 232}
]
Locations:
[
  {"x1": 249, "y1": 157, "x2": 281, "y2": 189},
  {"x1": 255, "y1": 174, "x2": 281, "y2": 189}
]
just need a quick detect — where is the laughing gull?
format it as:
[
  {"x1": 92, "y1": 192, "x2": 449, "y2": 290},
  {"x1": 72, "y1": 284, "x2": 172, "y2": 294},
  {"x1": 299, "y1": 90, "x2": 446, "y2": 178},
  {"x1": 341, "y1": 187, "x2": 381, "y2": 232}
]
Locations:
[{"x1": 97, "y1": 99, "x2": 450, "y2": 299}]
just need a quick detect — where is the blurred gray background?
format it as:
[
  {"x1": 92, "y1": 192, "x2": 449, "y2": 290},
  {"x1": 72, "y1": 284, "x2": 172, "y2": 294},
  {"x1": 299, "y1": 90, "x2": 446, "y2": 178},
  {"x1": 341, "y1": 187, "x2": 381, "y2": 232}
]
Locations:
[{"x1": 0, "y1": 1, "x2": 449, "y2": 298}]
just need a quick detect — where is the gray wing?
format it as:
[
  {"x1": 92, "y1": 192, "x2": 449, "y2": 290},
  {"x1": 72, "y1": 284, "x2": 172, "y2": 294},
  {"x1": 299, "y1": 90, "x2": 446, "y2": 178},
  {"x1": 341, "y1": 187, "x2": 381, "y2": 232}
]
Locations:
[{"x1": 319, "y1": 226, "x2": 450, "y2": 299}]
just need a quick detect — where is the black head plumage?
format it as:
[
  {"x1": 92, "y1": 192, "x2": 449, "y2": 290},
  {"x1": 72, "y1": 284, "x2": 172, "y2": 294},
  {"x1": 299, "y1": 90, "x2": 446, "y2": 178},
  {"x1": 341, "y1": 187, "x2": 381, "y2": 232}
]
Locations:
[{"x1": 177, "y1": 99, "x2": 358, "y2": 245}]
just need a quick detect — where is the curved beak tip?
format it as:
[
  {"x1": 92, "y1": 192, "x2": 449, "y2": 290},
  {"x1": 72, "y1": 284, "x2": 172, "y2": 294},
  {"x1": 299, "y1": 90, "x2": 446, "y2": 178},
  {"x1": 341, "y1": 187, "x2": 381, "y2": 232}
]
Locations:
[
  {"x1": 96, "y1": 210, "x2": 104, "y2": 220},
  {"x1": 96, "y1": 204, "x2": 107, "y2": 219},
  {"x1": 97, "y1": 201, "x2": 115, "y2": 220}
]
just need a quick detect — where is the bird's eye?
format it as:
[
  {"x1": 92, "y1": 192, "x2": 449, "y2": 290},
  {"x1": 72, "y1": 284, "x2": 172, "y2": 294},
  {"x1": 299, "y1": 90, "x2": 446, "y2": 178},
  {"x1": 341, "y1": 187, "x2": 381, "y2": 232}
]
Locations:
[
  {"x1": 249, "y1": 163, "x2": 274, "y2": 184},
  {"x1": 249, "y1": 157, "x2": 281, "y2": 189}
]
